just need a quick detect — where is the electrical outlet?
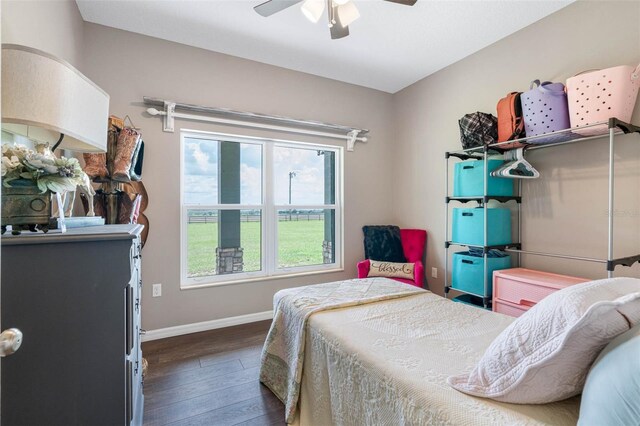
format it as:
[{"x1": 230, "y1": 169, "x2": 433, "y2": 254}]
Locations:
[
  {"x1": 431, "y1": 267, "x2": 438, "y2": 279},
  {"x1": 152, "y1": 283, "x2": 162, "y2": 298}
]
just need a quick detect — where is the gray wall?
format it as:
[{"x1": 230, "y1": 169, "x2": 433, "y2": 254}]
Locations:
[
  {"x1": 80, "y1": 23, "x2": 397, "y2": 331},
  {"x1": 393, "y1": 0, "x2": 640, "y2": 297},
  {"x1": 1, "y1": 0, "x2": 85, "y2": 70}
]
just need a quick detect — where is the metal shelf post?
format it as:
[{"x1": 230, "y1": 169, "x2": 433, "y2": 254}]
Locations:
[
  {"x1": 483, "y1": 146, "x2": 489, "y2": 308},
  {"x1": 608, "y1": 127, "x2": 615, "y2": 278},
  {"x1": 444, "y1": 153, "x2": 450, "y2": 298}
]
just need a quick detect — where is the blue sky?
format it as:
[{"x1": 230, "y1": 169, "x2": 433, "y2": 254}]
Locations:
[{"x1": 183, "y1": 137, "x2": 333, "y2": 206}]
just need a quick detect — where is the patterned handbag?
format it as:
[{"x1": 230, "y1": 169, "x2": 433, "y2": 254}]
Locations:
[{"x1": 458, "y1": 112, "x2": 498, "y2": 149}]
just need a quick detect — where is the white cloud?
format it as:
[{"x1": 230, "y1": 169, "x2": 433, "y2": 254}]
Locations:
[
  {"x1": 241, "y1": 163, "x2": 262, "y2": 204},
  {"x1": 184, "y1": 175, "x2": 217, "y2": 205},
  {"x1": 273, "y1": 147, "x2": 328, "y2": 205},
  {"x1": 184, "y1": 142, "x2": 333, "y2": 206},
  {"x1": 186, "y1": 142, "x2": 211, "y2": 174}
]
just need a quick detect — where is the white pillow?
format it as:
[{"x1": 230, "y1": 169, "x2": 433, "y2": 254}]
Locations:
[{"x1": 448, "y1": 277, "x2": 640, "y2": 404}]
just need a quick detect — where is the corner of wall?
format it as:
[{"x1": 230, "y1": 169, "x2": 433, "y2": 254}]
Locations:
[{"x1": 1, "y1": 0, "x2": 86, "y2": 71}]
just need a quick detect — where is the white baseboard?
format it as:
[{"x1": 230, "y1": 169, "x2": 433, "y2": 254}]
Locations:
[{"x1": 142, "y1": 310, "x2": 273, "y2": 342}]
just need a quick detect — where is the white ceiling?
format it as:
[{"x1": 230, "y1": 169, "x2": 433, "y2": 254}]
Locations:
[{"x1": 76, "y1": 0, "x2": 574, "y2": 93}]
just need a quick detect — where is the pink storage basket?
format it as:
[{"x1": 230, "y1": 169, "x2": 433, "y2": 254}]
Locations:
[
  {"x1": 567, "y1": 63, "x2": 640, "y2": 135},
  {"x1": 521, "y1": 80, "x2": 571, "y2": 143}
]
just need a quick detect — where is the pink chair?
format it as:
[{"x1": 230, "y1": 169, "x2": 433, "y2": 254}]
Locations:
[{"x1": 357, "y1": 229, "x2": 427, "y2": 288}]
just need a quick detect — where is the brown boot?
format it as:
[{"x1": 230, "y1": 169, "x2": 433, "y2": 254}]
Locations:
[
  {"x1": 117, "y1": 192, "x2": 141, "y2": 224},
  {"x1": 90, "y1": 192, "x2": 107, "y2": 219},
  {"x1": 112, "y1": 128, "x2": 141, "y2": 182},
  {"x1": 83, "y1": 153, "x2": 109, "y2": 182}
]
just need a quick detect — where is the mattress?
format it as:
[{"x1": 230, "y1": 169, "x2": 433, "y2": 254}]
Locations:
[{"x1": 296, "y1": 291, "x2": 580, "y2": 425}]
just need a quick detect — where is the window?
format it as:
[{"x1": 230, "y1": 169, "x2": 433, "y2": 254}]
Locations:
[{"x1": 181, "y1": 131, "x2": 342, "y2": 287}]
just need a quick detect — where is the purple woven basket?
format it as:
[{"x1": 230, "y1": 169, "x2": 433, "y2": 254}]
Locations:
[{"x1": 521, "y1": 80, "x2": 571, "y2": 143}]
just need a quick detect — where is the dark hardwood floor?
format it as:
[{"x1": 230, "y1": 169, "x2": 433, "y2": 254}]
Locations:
[{"x1": 142, "y1": 320, "x2": 285, "y2": 426}]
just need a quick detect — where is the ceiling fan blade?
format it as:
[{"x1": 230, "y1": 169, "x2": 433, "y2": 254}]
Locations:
[
  {"x1": 330, "y1": 5, "x2": 350, "y2": 40},
  {"x1": 330, "y1": 22, "x2": 349, "y2": 39},
  {"x1": 254, "y1": 0, "x2": 303, "y2": 17},
  {"x1": 384, "y1": 0, "x2": 418, "y2": 5}
]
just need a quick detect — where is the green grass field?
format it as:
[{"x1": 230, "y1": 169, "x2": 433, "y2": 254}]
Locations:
[{"x1": 187, "y1": 220, "x2": 326, "y2": 277}]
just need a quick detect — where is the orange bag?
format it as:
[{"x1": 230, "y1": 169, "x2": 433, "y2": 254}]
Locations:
[{"x1": 497, "y1": 92, "x2": 526, "y2": 148}]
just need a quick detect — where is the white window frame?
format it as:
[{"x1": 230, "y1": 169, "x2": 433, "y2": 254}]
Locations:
[{"x1": 180, "y1": 129, "x2": 344, "y2": 289}]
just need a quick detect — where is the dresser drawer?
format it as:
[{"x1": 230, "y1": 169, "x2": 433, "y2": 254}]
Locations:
[
  {"x1": 493, "y1": 276, "x2": 557, "y2": 306},
  {"x1": 494, "y1": 299, "x2": 529, "y2": 318},
  {"x1": 493, "y1": 268, "x2": 589, "y2": 309}
]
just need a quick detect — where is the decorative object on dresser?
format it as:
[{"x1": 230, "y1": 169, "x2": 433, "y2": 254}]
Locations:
[
  {"x1": 493, "y1": 268, "x2": 589, "y2": 317},
  {"x1": 1, "y1": 143, "x2": 88, "y2": 234},
  {"x1": 1, "y1": 224, "x2": 144, "y2": 426},
  {"x1": 1, "y1": 44, "x2": 109, "y2": 233}
]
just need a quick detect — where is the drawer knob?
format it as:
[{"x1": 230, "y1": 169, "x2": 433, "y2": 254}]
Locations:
[{"x1": 0, "y1": 328, "x2": 23, "y2": 357}]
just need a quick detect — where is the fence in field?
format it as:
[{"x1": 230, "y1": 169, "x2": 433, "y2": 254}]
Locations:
[{"x1": 188, "y1": 213, "x2": 324, "y2": 224}]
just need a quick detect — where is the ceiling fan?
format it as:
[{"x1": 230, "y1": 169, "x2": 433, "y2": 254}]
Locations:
[{"x1": 254, "y1": 0, "x2": 417, "y2": 40}]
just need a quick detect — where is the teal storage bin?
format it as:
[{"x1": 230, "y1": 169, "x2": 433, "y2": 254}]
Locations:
[
  {"x1": 452, "y1": 251, "x2": 512, "y2": 297},
  {"x1": 451, "y1": 207, "x2": 512, "y2": 246},
  {"x1": 452, "y1": 294, "x2": 490, "y2": 310},
  {"x1": 453, "y1": 160, "x2": 514, "y2": 197}
]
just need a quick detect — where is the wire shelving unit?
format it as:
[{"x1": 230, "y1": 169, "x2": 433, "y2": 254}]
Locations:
[{"x1": 444, "y1": 118, "x2": 640, "y2": 309}]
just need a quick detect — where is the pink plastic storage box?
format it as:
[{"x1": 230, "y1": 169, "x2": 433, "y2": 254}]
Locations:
[
  {"x1": 492, "y1": 268, "x2": 590, "y2": 317},
  {"x1": 567, "y1": 64, "x2": 640, "y2": 135}
]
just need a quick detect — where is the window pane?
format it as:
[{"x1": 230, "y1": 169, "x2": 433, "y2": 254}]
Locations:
[
  {"x1": 183, "y1": 138, "x2": 262, "y2": 205},
  {"x1": 187, "y1": 209, "x2": 262, "y2": 278},
  {"x1": 277, "y1": 209, "x2": 335, "y2": 268},
  {"x1": 273, "y1": 146, "x2": 335, "y2": 205}
]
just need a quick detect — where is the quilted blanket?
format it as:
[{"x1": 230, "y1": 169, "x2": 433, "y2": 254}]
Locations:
[{"x1": 259, "y1": 278, "x2": 424, "y2": 423}]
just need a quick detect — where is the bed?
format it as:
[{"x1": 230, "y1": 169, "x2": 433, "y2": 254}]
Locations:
[{"x1": 260, "y1": 278, "x2": 580, "y2": 425}]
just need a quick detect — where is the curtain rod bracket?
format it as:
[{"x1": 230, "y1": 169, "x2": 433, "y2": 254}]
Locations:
[
  {"x1": 163, "y1": 101, "x2": 176, "y2": 132},
  {"x1": 346, "y1": 130, "x2": 362, "y2": 152}
]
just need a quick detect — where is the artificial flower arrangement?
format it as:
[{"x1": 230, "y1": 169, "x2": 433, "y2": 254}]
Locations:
[{"x1": 1, "y1": 143, "x2": 87, "y2": 193}]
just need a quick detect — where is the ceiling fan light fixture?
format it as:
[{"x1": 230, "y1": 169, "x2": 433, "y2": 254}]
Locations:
[
  {"x1": 337, "y1": 1, "x2": 360, "y2": 26},
  {"x1": 301, "y1": 0, "x2": 325, "y2": 23}
]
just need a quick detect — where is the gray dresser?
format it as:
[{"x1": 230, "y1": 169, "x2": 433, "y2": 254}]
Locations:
[{"x1": 1, "y1": 224, "x2": 144, "y2": 426}]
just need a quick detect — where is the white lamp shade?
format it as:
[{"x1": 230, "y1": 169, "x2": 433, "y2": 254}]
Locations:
[
  {"x1": 1, "y1": 44, "x2": 109, "y2": 153},
  {"x1": 301, "y1": 0, "x2": 325, "y2": 23},
  {"x1": 337, "y1": 1, "x2": 360, "y2": 26},
  {"x1": 333, "y1": 0, "x2": 349, "y2": 5}
]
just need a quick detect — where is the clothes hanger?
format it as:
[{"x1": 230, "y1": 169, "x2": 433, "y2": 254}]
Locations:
[
  {"x1": 123, "y1": 115, "x2": 140, "y2": 131},
  {"x1": 491, "y1": 147, "x2": 540, "y2": 179}
]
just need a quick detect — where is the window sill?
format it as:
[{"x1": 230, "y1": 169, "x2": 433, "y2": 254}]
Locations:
[{"x1": 180, "y1": 267, "x2": 346, "y2": 290}]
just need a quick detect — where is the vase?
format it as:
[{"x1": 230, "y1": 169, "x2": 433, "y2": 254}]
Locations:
[{"x1": 1, "y1": 179, "x2": 52, "y2": 235}]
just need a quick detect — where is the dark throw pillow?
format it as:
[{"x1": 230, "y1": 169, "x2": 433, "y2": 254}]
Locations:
[{"x1": 362, "y1": 225, "x2": 406, "y2": 263}]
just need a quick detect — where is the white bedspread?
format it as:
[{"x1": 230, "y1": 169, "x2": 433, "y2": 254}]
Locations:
[
  {"x1": 260, "y1": 278, "x2": 424, "y2": 423},
  {"x1": 297, "y1": 291, "x2": 580, "y2": 425}
]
